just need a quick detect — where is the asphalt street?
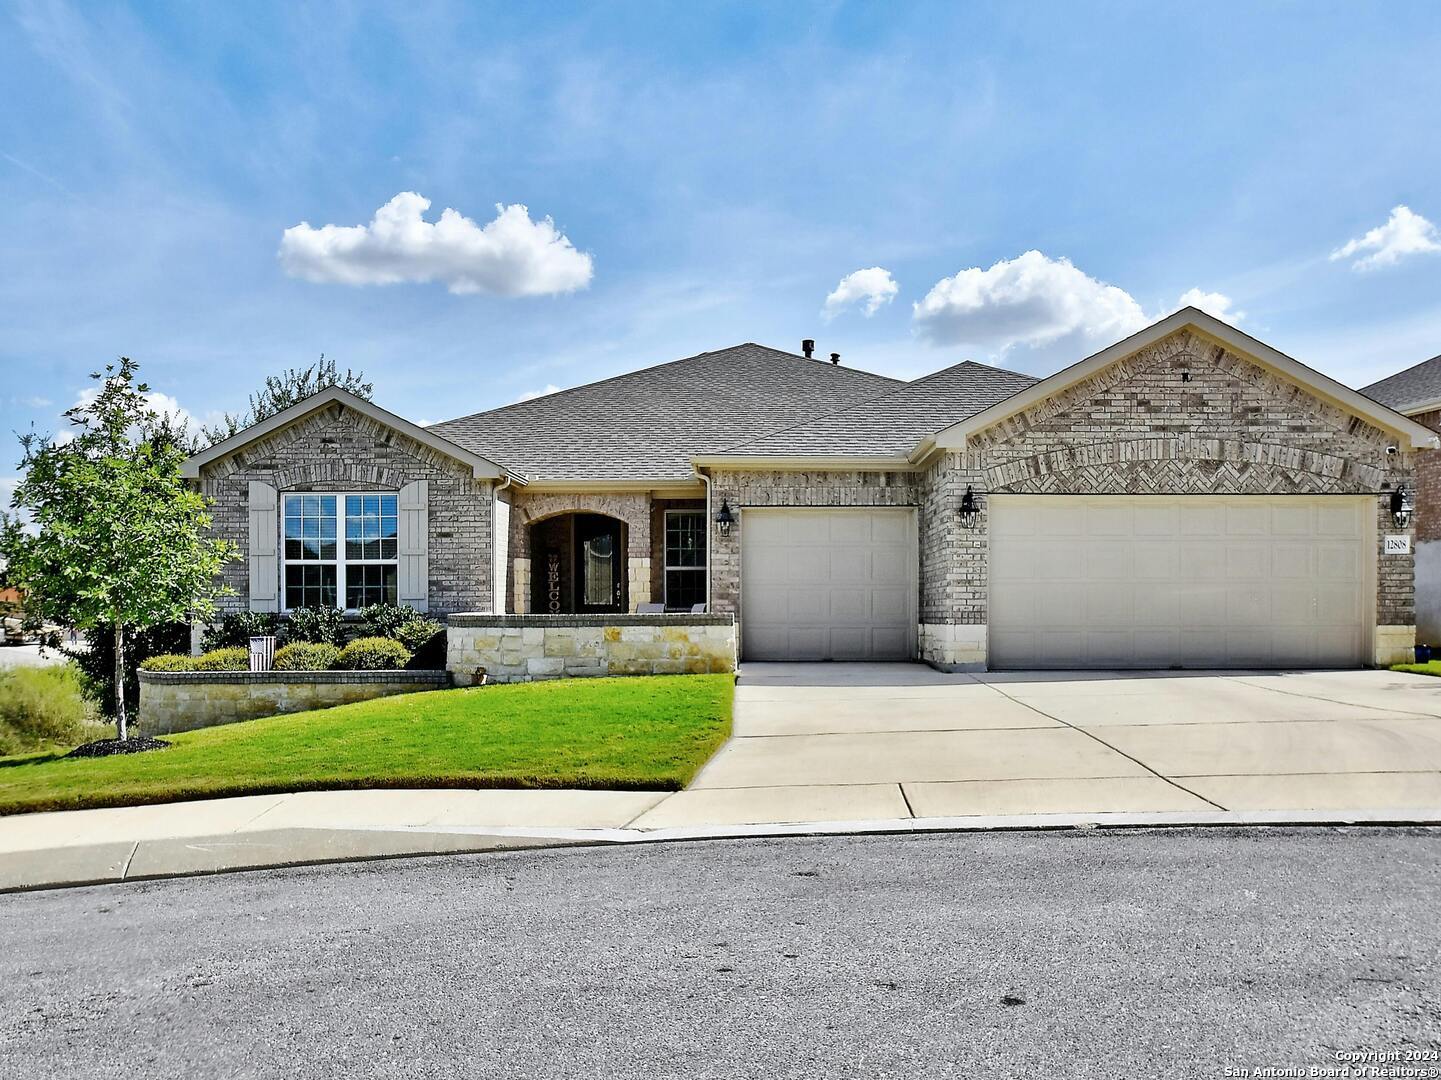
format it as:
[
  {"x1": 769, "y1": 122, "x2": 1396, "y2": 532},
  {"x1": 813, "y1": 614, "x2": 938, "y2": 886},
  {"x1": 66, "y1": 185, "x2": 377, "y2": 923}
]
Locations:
[{"x1": 2, "y1": 828, "x2": 1439, "y2": 1079}]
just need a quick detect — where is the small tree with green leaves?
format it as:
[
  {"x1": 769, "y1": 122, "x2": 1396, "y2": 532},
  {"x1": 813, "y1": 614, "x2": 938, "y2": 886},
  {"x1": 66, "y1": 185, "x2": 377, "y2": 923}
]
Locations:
[{"x1": 0, "y1": 358, "x2": 237, "y2": 741}]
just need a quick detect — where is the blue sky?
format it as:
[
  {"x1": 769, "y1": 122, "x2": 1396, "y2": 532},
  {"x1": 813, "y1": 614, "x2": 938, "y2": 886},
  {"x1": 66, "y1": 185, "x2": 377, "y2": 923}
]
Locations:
[{"x1": 3, "y1": 0, "x2": 1441, "y2": 479}]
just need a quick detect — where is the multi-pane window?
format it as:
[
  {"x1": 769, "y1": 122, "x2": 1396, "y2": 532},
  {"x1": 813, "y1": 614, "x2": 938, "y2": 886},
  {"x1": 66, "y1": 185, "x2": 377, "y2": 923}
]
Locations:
[
  {"x1": 282, "y1": 493, "x2": 398, "y2": 610},
  {"x1": 664, "y1": 510, "x2": 706, "y2": 610}
]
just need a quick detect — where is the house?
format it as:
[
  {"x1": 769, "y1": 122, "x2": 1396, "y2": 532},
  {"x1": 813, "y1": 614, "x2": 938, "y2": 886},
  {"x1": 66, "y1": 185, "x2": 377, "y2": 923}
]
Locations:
[
  {"x1": 1360, "y1": 353, "x2": 1441, "y2": 644},
  {"x1": 182, "y1": 308, "x2": 1436, "y2": 671}
]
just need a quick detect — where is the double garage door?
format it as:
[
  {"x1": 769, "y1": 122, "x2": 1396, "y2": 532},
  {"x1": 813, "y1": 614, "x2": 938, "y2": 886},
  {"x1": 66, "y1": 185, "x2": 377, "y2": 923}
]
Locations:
[
  {"x1": 741, "y1": 508, "x2": 915, "y2": 660},
  {"x1": 740, "y1": 497, "x2": 1371, "y2": 668},
  {"x1": 989, "y1": 495, "x2": 1371, "y2": 669}
]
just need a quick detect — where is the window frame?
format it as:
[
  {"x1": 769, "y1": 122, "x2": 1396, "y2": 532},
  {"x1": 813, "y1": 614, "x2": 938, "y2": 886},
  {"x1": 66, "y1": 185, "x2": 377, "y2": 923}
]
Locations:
[
  {"x1": 280, "y1": 491, "x2": 400, "y2": 612},
  {"x1": 662, "y1": 509, "x2": 707, "y2": 610}
]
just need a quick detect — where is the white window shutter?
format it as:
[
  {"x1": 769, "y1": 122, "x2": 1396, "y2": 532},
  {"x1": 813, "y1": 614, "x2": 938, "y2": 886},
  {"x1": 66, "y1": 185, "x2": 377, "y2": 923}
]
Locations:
[
  {"x1": 398, "y1": 480, "x2": 429, "y2": 612},
  {"x1": 247, "y1": 481, "x2": 279, "y2": 612}
]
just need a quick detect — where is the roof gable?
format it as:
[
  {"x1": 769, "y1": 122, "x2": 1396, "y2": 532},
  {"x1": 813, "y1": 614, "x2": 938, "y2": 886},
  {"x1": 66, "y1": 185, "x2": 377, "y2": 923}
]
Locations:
[
  {"x1": 930, "y1": 308, "x2": 1439, "y2": 454},
  {"x1": 181, "y1": 387, "x2": 507, "y2": 481}
]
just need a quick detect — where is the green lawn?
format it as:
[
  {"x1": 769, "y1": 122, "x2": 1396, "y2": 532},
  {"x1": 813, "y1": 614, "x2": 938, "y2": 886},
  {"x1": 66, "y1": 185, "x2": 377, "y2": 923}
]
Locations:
[
  {"x1": 1391, "y1": 661, "x2": 1441, "y2": 676},
  {"x1": 0, "y1": 674, "x2": 733, "y2": 816}
]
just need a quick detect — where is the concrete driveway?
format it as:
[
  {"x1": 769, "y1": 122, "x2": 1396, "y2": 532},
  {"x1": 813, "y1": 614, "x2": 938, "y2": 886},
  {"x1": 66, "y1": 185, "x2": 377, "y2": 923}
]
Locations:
[{"x1": 634, "y1": 663, "x2": 1441, "y2": 828}]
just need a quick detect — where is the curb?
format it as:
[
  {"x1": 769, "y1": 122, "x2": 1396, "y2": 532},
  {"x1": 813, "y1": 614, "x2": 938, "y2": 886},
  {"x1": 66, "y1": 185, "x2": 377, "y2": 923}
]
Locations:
[{"x1": 4, "y1": 808, "x2": 1439, "y2": 895}]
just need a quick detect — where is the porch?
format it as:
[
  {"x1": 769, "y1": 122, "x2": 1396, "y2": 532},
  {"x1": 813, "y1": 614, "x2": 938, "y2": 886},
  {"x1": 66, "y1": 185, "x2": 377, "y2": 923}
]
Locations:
[{"x1": 505, "y1": 492, "x2": 709, "y2": 615}]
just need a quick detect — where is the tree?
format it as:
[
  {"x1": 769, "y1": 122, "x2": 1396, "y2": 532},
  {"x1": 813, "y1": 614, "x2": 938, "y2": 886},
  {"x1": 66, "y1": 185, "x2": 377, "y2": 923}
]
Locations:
[
  {"x1": 0, "y1": 359, "x2": 237, "y2": 741},
  {"x1": 202, "y1": 355, "x2": 372, "y2": 445}
]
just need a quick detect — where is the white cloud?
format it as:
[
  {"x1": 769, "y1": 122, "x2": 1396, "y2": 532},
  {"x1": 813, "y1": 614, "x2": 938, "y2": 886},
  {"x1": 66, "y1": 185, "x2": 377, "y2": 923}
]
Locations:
[
  {"x1": 912, "y1": 250, "x2": 1147, "y2": 352},
  {"x1": 1173, "y1": 288, "x2": 1245, "y2": 326},
  {"x1": 822, "y1": 267, "x2": 899, "y2": 319},
  {"x1": 1330, "y1": 205, "x2": 1441, "y2": 271},
  {"x1": 279, "y1": 192, "x2": 594, "y2": 297},
  {"x1": 911, "y1": 251, "x2": 1248, "y2": 367},
  {"x1": 514, "y1": 384, "x2": 561, "y2": 403}
]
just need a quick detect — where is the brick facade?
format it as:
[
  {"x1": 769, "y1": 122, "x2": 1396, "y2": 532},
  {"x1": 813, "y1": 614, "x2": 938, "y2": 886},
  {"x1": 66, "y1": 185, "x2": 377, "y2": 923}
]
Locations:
[
  {"x1": 919, "y1": 328, "x2": 1417, "y2": 666},
  {"x1": 200, "y1": 402, "x2": 494, "y2": 616}
]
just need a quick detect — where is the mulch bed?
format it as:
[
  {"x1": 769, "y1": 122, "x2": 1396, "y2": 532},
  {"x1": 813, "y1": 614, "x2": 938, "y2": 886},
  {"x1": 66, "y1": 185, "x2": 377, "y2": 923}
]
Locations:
[{"x1": 66, "y1": 736, "x2": 172, "y2": 759}]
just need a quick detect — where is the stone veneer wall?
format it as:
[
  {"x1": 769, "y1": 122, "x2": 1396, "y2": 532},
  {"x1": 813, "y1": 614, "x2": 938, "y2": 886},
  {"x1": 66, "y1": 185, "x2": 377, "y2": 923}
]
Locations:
[
  {"x1": 447, "y1": 614, "x2": 736, "y2": 684},
  {"x1": 706, "y1": 469, "x2": 919, "y2": 618},
  {"x1": 201, "y1": 402, "x2": 494, "y2": 615},
  {"x1": 138, "y1": 669, "x2": 451, "y2": 734},
  {"x1": 918, "y1": 328, "x2": 1419, "y2": 667}
]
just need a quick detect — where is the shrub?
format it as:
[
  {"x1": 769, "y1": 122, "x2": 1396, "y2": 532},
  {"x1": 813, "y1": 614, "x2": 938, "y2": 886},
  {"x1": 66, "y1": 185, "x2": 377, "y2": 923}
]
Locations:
[
  {"x1": 282, "y1": 605, "x2": 345, "y2": 646},
  {"x1": 139, "y1": 653, "x2": 196, "y2": 672},
  {"x1": 272, "y1": 641, "x2": 342, "y2": 671},
  {"x1": 192, "y1": 647, "x2": 250, "y2": 671},
  {"x1": 0, "y1": 664, "x2": 104, "y2": 755},
  {"x1": 202, "y1": 611, "x2": 279, "y2": 651},
  {"x1": 359, "y1": 603, "x2": 420, "y2": 640},
  {"x1": 395, "y1": 617, "x2": 445, "y2": 668},
  {"x1": 335, "y1": 636, "x2": 412, "y2": 671}
]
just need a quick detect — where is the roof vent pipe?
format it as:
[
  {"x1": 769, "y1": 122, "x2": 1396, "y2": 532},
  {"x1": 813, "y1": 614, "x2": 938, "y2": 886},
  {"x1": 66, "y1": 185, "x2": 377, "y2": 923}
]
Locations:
[
  {"x1": 801, "y1": 339, "x2": 815, "y2": 359},
  {"x1": 830, "y1": 352, "x2": 841, "y2": 365}
]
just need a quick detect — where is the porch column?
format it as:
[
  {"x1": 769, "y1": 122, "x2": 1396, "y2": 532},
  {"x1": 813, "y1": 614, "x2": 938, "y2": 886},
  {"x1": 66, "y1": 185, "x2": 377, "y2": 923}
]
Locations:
[{"x1": 626, "y1": 503, "x2": 651, "y2": 611}]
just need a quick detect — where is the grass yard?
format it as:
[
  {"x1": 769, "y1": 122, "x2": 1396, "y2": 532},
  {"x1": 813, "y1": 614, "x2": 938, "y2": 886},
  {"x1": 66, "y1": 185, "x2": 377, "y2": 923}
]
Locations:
[
  {"x1": 1392, "y1": 661, "x2": 1441, "y2": 676},
  {"x1": 0, "y1": 674, "x2": 733, "y2": 815}
]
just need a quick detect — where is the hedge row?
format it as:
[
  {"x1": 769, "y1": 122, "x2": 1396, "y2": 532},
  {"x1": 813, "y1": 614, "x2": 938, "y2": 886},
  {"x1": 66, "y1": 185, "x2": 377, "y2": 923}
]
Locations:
[{"x1": 140, "y1": 636, "x2": 415, "y2": 673}]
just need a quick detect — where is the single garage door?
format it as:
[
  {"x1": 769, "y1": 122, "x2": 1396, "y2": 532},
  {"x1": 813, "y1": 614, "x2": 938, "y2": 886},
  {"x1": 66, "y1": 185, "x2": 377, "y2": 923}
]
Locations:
[
  {"x1": 989, "y1": 495, "x2": 1370, "y2": 669},
  {"x1": 741, "y1": 508, "x2": 915, "y2": 660}
]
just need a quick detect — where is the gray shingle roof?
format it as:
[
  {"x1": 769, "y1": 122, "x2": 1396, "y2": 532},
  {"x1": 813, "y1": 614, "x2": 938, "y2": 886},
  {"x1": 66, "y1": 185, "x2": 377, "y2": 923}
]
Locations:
[
  {"x1": 428, "y1": 344, "x2": 904, "y2": 482},
  {"x1": 1361, "y1": 354, "x2": 1441, "y2": 412},
  {"x1": 719, "y1": 360, "x2": 1038, "y2": 457}
]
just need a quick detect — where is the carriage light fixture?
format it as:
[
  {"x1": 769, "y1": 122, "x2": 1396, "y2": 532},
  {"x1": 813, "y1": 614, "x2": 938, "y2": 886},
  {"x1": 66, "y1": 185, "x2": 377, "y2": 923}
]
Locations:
[
  {"x1": 959, "y1": 485, "x2": 981, "y2": 529},
  {"x1": 714, "y1": 500, "x2": 735, "y2": 537},
  {"x1": 1391, "y1": 488, "x2": 1414, "y2": 529}
]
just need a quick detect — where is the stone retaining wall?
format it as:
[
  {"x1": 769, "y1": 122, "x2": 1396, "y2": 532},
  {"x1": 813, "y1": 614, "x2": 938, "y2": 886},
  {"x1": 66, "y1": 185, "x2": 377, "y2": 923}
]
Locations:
[
  {"x1": 138, "y1": 670, "x2": 451, "y2": 734},
  {"x1": 447, "y1": 614, "x2": 736, "y2": 685}
]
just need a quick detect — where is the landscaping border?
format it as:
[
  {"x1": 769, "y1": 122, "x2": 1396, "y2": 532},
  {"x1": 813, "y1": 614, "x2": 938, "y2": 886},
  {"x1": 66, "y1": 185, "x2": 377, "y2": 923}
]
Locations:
[
  {"x1": 138, "y1": 669, "x2": 451, "y2": 735},
  {"x1": 446, "y1": 613, "x2": 737, "y2": 684}
]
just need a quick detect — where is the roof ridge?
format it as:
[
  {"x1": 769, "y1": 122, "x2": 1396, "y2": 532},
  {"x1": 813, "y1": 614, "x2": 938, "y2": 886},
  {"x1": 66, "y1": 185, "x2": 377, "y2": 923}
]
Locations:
[{"x1": 431, "y1": 342, "x2": 901, "y2": 429}]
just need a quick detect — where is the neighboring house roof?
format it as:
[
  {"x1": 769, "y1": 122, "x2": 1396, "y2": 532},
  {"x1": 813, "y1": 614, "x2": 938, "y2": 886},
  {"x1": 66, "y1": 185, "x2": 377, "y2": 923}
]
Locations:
[
  {"x1": 181, "y1": 387, "x2": 507, "y2": 481},
  {"x1": 1360, "y1": 354, "x2": 1441, "y2": 415},
  {"x1": 428, "y1": 343, "x2": 904, "y2": 482},
  {"x1": 929, "y1": 308, "x2": 1441, "y2": 455},
  {"x1": 706, "y1": 360, "x2": 1037, "y2": 461}
]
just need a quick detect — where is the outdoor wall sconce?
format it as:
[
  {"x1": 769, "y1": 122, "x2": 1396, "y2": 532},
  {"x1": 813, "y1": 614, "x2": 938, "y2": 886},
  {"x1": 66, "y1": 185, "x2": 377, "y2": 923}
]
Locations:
[
  {"x1": 714, "y1": 500, "x2": 735, "y2": 537},
  {"x1": 958, "y1": 485, "x2": 981, "y2": 529},
  {"x1": 1391, "y1": 488, "x2": 1414, "y2": 529}
]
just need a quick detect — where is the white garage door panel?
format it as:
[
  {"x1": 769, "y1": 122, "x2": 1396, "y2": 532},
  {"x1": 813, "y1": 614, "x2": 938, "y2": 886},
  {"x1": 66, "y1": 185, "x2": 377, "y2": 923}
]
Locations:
[
  {"x1": 990, "y1": 496, "x2": 1370, "y2": 669},
  {"x1": 741, "y1": 509, "x2": 915, "y2": 661}
]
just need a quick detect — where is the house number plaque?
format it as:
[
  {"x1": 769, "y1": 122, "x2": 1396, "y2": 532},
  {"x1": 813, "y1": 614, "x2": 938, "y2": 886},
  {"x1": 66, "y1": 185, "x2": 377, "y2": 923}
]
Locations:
[{"x1": 1384, "y1": 535, "x2": 1412, "y2": 556}]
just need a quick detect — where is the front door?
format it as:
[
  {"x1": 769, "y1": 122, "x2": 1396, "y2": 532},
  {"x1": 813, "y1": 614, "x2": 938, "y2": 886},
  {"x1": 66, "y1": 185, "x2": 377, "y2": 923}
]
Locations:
[{"x1": 574, "y1": 514, "x2": 624, "y2": 613}]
